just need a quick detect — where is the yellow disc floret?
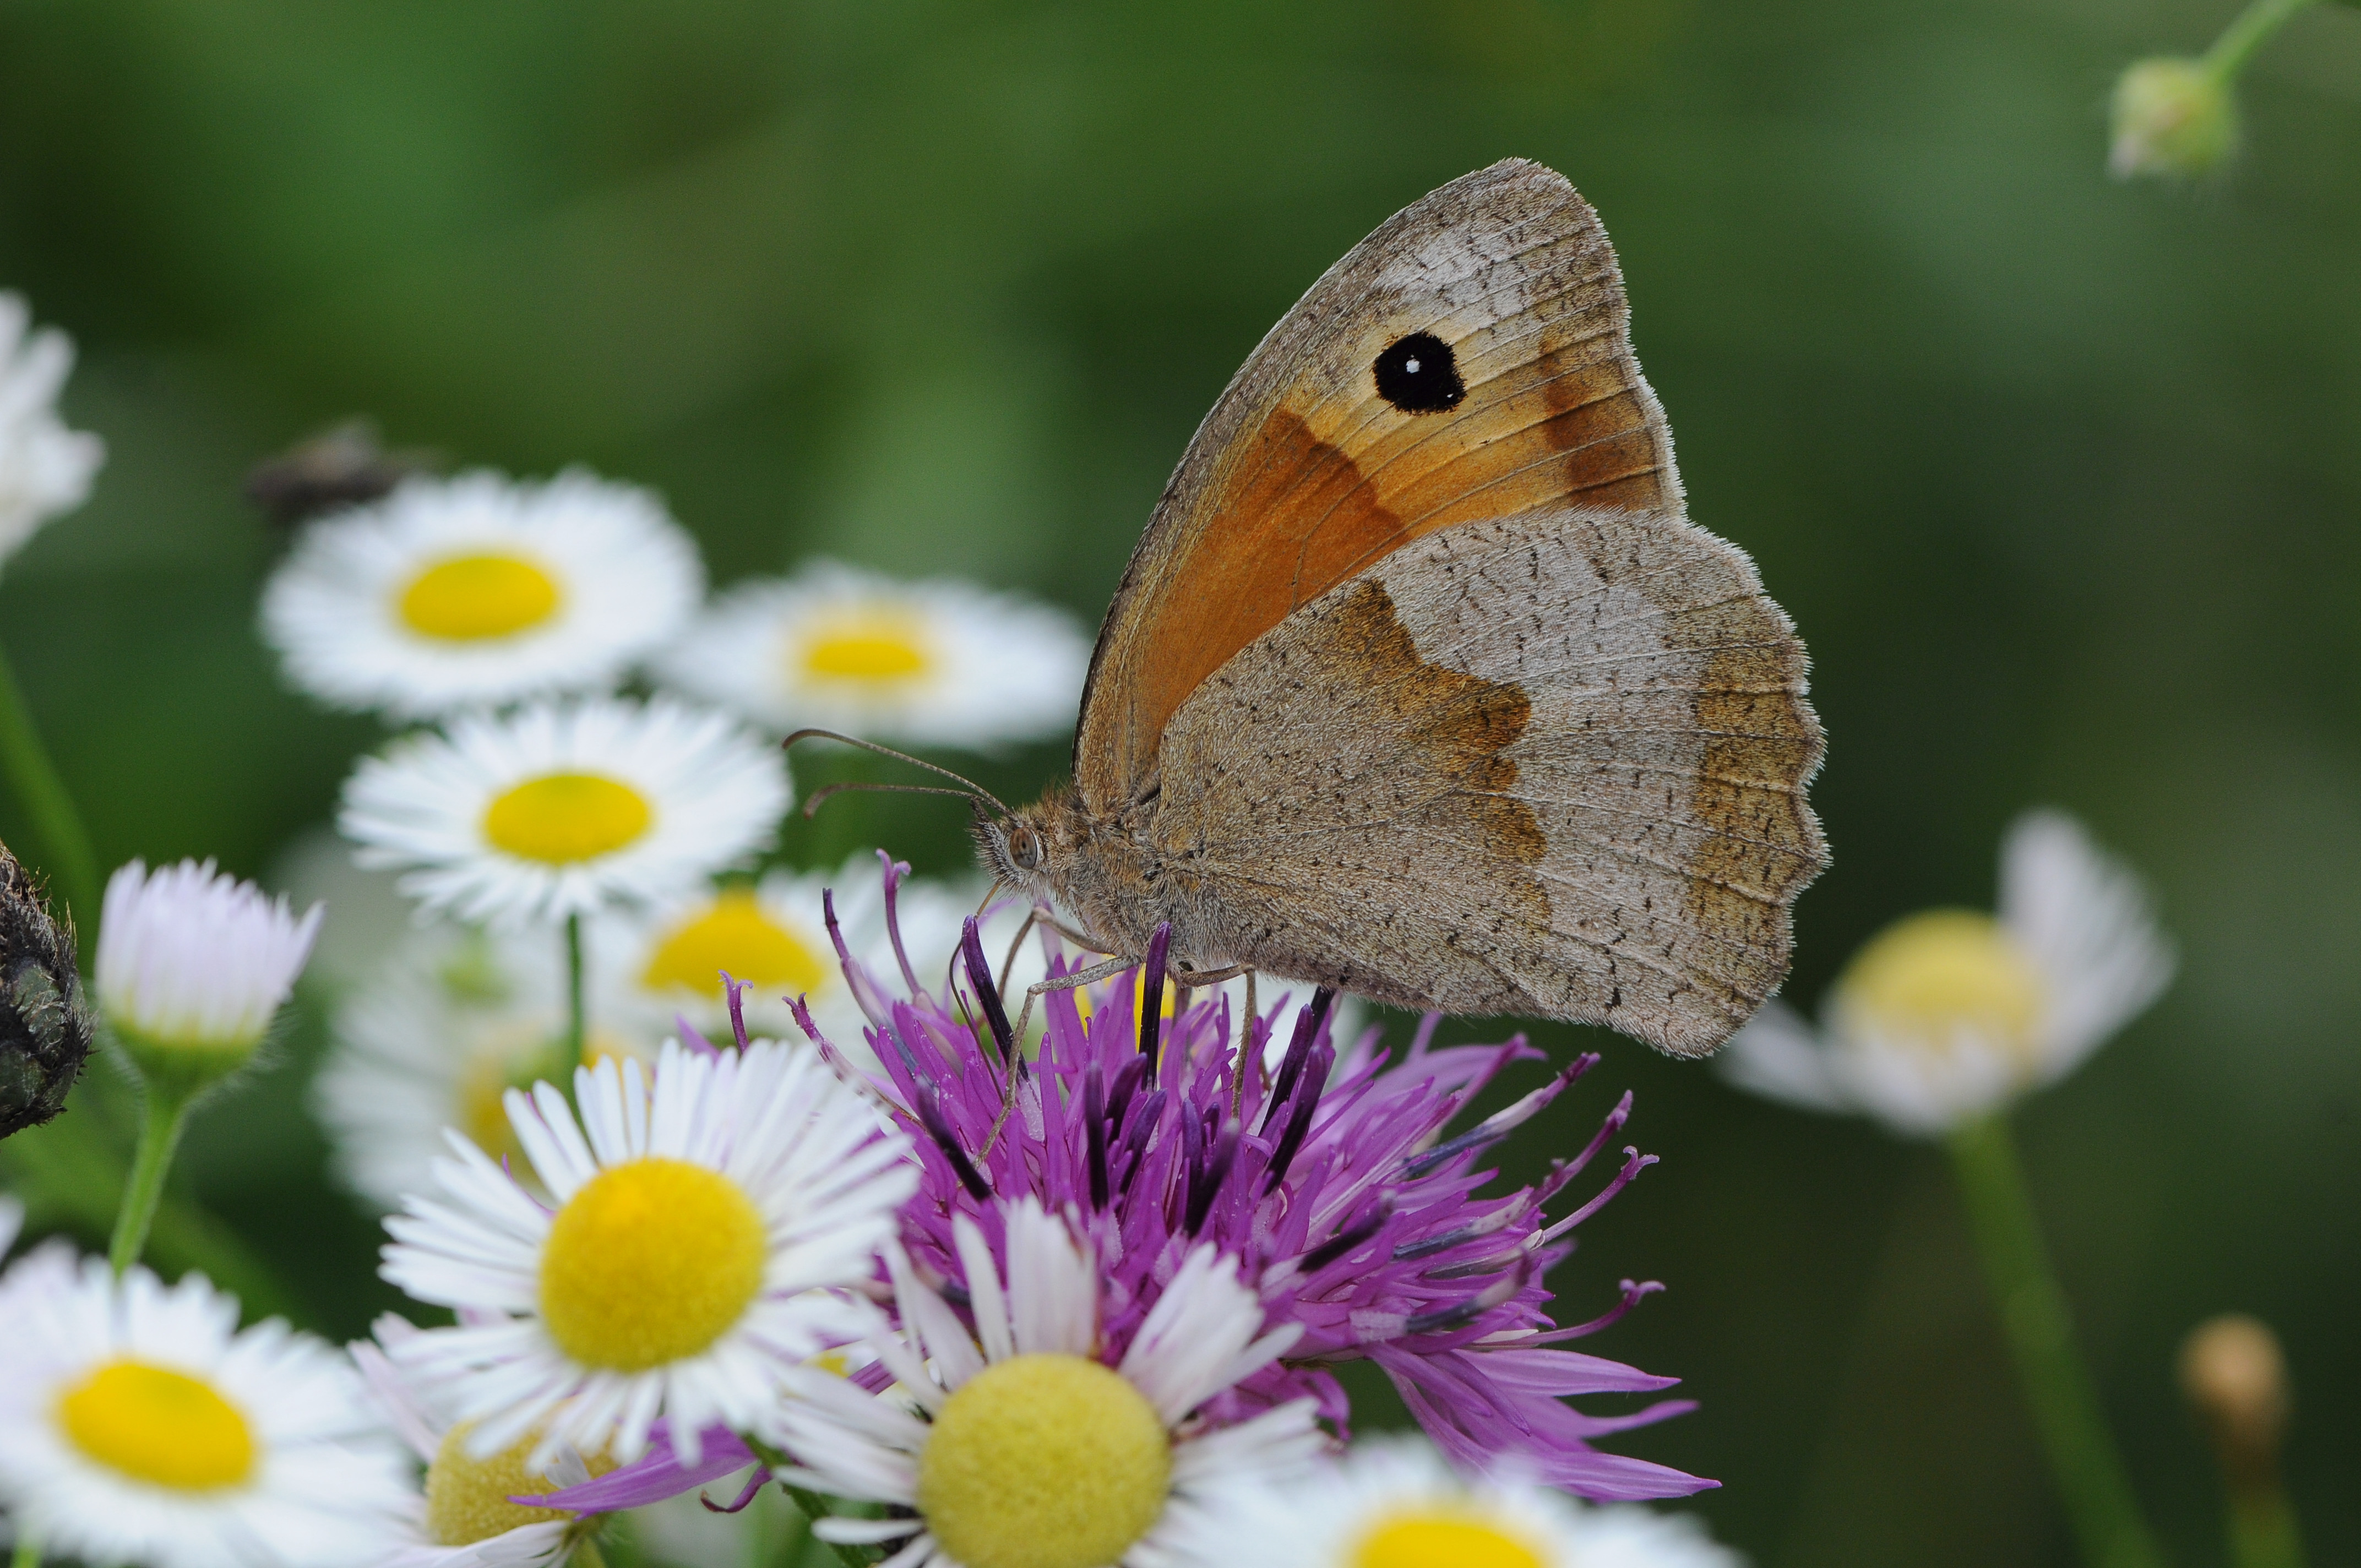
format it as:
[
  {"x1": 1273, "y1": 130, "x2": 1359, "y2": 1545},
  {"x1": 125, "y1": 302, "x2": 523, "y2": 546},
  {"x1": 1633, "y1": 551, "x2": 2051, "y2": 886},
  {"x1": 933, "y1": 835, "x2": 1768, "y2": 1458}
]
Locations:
[
  {"x1": 917, "y1": 1353, "x2": 1172, "y2": 1568},
  {"x1": 399, "y1": 553, "x2": 562, "y2": 642},
  {"x1": 1832, "y1": 908, "x2": 2048, "y2": 1068},
  {"x1": 1351, "y1": 1510, "x2": 1549, "y2": 1568},
  {"x1": 539, "y1": 1157, "x2": 766, "y2": 1371},
  {"x1": 641, "y1": 890, "x2": 826, "y2": 998},
  {"x1": 483, "y1": 772, "x2": 652, "y2": 865},
  {"x1": 57, "y1": 1359, "x2": 256, "y2": 1491},
  {"x1": 798, "y1": 611, "x2": 934, "y2": 687},
  {"x1": 424, "y1": 1420, "x2": 615, "y2": 1545}
]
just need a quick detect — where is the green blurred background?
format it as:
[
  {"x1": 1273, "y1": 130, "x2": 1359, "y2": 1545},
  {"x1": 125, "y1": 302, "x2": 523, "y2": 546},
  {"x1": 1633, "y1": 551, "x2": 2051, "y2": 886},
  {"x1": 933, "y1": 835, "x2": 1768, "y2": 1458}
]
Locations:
[{"x1": 3, "y1": 0, "x2": 2357, "y2": 1564}]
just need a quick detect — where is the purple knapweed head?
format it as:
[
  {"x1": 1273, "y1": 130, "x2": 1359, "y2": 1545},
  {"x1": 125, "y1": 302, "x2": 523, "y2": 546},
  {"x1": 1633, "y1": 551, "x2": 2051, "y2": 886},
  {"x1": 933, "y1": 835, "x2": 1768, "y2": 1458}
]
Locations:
[{"x1": 825, "y1": 854, "x2": 1707, "y2": 1500}]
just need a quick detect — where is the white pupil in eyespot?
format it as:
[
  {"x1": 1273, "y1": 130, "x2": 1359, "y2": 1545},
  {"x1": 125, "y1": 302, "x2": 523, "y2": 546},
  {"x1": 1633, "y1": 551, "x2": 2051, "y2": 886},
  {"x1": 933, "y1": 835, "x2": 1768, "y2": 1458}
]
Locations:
[{"x1": 1405, "y1": 358, "x2": 1422, "y2": 373}]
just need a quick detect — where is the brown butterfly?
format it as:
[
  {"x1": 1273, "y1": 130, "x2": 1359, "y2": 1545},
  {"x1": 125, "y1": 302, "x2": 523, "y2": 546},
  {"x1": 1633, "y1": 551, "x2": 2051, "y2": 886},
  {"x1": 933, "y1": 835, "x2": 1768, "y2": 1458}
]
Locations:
[{"x1": 806, "y1": 159, "x2": 1826, "y2": 1057}]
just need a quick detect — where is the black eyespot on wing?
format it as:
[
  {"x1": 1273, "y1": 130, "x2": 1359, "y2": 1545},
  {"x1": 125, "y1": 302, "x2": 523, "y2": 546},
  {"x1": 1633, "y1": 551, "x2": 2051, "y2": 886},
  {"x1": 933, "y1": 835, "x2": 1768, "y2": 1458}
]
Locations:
[{"x1": 1373, "y1": 331, "x2": 1465, "y2": 413}]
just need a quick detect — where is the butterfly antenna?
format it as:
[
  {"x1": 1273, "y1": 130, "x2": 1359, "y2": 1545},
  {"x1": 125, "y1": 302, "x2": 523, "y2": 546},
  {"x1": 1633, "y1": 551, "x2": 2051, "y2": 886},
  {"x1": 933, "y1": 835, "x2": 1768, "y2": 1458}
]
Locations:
[
  {"x1": 784, "y1": 729, "x2": 1011, "y2": 815},
  {"x1": 798, "y1": 780, "x2": 995, "y2": 819}
]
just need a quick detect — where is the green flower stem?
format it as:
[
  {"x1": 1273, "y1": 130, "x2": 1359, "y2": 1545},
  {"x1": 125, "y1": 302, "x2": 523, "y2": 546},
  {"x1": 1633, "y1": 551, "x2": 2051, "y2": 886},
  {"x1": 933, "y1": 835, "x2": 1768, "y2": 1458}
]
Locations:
[
  {"x1": 0, "y1": 638, "x2": 99, "y2": 929},
  {"x1": 562, "y1": 911, "x2": 587, "y2": 1082},
  {"x1": 1947, "y1": 1114, "x2": 2166, "y2": 1568},
  {"x1": 2227, "y1": 1485, "x2": 2307, "y2": 1568},
  {"x1": 570, "y1": 1534, "x2": 609, "y2": 1568},
  {"x1": 10, "y1": 1523, "x2": 39, "y2": 1568},
  {"x1": 743, "y1": 1437, "x2": 875, "y2": 1568},
  {"x1": 2204, "y1": 0, "x2": 2316, "y2": 81},
  {"x1": 107, "y1": 1081, "x2": 195, "y2": 1276}
]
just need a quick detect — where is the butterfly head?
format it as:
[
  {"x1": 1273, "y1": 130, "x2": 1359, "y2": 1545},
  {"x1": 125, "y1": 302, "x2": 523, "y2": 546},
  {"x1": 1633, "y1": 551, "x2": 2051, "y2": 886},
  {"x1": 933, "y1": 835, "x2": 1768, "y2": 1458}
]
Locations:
[{"x1": 971, "y1": 790, "x2": 1066, "y2": 905}]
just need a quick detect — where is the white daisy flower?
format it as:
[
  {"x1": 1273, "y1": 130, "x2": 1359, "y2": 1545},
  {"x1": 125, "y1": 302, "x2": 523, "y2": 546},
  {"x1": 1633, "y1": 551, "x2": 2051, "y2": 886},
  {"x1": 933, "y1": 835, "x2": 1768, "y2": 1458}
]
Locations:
[
  {"x1": 260, "y1": 469, "x2": 704, "y2": 720},
  {"x1": 653, "y1": 562, "x2": 1089, "y2": 749},
  {"x1": 0, "y1": 293, "x2": 104, "y2": 574},
  {"x1": 1720, "y1": 809, "x2": 2175, "y2": 1135},
  {"x1": 1170, "y1": 1434, "x2": 1743, "y2": 1568},
  {"x1": 766, "y1": 1196, "x2": 1324, "y2": 1568},
  {"x1": 312, "y1": 923, "x2": 659, "y2": 1211},
  {"x1": 610, "y1": 853, "x2": 988, "y2": 1058},
  {"x1": 380, "y1": 1038, "x2": 916, "y2": 1471},
  {"x1": 351, "y1": 1316, "x2": 614, "y2": 1568},
  {"x1": 340, "y1": 695, "x2": 788, "y2": 926},
  {"x1": 0, "y1": 1255, "x2": 410, "y2": 1568},
  {"x1": 96, "y1": 858, "x2": 323, "y2": 1085}
]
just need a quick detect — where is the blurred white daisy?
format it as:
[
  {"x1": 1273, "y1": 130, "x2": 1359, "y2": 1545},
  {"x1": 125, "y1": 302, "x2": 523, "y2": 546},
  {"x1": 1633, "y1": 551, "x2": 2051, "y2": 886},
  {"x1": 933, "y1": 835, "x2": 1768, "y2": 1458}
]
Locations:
[
  {"x1": 351, "y1": 1315, "x2": 614, "y2": 1568},
  {"x1": 765, "y1": 1196, "x2": 1323, "y2": 1568},
  {"x1": 0, "y1": 1255, "x2": 410, "y2": 1568},
  {"x1": 312, "y1": 923, "x2": 657, "y2": 1211},
  {"x1": 340, "y1": 695, "x2": 788, "y2": 926},
  {"x1": 0, "y1": 293, "x2": 104, "y2": 574},
  {"x1": 380, "y1": 1038, "x2": 915, "y2": 1469},
  {"x1": 611, "y1": 853, "x2": 988, "y2": 1056},
  {"x1": 96, "y1": 858, "x2": 322, "y2": 1087},
  {"x1": 1172, "y1": 1434, "x2": 1742, "y2": 1568},
  {"x1": 653, "y1": 561, "x2": 1088, "y2": 749},
  {"x1": 1721, "y1": 809, "x2": 2175, "y2": 1136},
  {"x1": 260, "y1": 469, "x2": 704, "y2": 720}
]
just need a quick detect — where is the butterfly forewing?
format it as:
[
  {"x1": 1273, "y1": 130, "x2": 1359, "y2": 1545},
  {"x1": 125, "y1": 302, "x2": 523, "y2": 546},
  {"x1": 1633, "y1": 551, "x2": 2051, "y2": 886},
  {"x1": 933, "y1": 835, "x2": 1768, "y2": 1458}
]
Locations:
[{"x1": 1075, "y1": 159, "x2": 1680, "y2": 810}]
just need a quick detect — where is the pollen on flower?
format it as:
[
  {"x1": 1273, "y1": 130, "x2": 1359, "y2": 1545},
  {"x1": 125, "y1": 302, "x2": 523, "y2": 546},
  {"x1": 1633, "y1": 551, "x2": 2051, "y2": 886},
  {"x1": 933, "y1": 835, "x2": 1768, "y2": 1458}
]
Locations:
[
  {"x1": 398, "y1": 553, "x2": 563, "y2": 642},
  {"x1": 797, "y1": 610, "x2": 935, "y2": 686},
  {"x1": 641, "y1": 890, "x2": 826, "y2": 997},
  {"x1": 482, "y1": 772, "x2": 653, "y2": 865},
  {"x1": 57, "y1": 1359, "x2": 256, "y2": 1491},
  {"x1": 917, "y1": 1353, "x2": 1172, "y2": 1568},
  {"x1": 426, "y1": 1420, "x2": 613, "y2": 1545},
  {"x1": 1350, "y1": 1510, "x2": 1548, "y2": 1568},
  {"x1": 1832, "y1": 909, "x2": 2046, "y2": 1064},
  {"x1": 538, "y1": 1156, "x2": 765, "y2": 1371}
]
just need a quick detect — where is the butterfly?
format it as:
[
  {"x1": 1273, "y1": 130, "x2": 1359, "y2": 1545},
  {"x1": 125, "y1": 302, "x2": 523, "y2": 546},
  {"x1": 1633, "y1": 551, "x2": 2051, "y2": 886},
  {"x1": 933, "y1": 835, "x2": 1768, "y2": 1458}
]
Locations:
[{"x1": 806, "y1": 159, "x2": 1826, "y2": 1057}]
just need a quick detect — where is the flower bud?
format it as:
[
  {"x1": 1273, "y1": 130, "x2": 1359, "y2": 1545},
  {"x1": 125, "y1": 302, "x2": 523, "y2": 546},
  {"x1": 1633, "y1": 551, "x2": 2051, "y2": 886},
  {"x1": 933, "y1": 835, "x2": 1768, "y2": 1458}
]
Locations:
[
  {"x1": 0, "y1": 843, "x2": 94, "y2": 1139},
  {"x1": 95, "y1": 859, "x2": 322, "y2": 1097},
  {"x1": 2110, "y1": 57, "x2": 2239, "y2": 179},
  {"x1": 2179, "y1": 1313, "x2": 2289, "y2": 1487}
]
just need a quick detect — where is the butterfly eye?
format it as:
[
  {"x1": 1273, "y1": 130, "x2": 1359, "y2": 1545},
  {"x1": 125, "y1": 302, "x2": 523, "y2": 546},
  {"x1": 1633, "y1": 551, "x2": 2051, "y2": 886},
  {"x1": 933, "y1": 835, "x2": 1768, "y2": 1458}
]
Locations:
[
  {"x1": 1374, "y1": 331, "x2": 1465, "y2": 413},
  {"x1": 1009, "y1": 825, "x2": 1045, "y2": 872}
]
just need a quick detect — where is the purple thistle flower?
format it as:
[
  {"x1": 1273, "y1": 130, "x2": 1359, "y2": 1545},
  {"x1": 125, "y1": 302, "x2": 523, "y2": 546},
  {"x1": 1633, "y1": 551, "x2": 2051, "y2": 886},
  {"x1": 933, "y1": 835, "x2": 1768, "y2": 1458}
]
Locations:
[{"x1": 825, "y1": 855, "x2": 1709, "y2": 1501}]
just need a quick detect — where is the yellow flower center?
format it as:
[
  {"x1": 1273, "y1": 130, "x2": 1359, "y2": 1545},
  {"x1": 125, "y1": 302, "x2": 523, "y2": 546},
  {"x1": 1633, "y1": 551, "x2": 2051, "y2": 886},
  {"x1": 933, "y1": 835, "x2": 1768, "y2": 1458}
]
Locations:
[
  {"x1": 640, "y1": 890, "x2": 826, "y2": 999},
  {"x1": 398, "y1": 553, "x2": 562, "y2": 642},
  {"x1": 1832, "y1": 909, "x2": 2048, "y2": 1067},
  {"x1": 1351, "y1": 1509, "x2": 1549, "y2": 1568},
  {"x1": 57, "y1": 1359, "x2": 256, "y2": 1491},
  {"x1": 482, "y1": 773, "x2": 652, "y2": 865},
  {"x1": 538, "y1": 1157, "x2": 766, "y2": 1371},
  {"x1": 425, "y1": 1420, "x2": 615, "y2": 1545},
  {"x1": 917, "y1": 1353, "x2": 1171, "y2": 1568},
  {"x1": 797, "y1": 611, "x2": 935, "y2": 688}
]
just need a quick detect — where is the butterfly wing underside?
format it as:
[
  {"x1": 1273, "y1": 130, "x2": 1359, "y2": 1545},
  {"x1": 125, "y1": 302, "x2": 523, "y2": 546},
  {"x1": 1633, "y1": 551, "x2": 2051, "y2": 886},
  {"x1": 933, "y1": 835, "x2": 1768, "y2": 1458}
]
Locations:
[{"x1": 1076, "y1": 158, "x2": 1824, "y2": 1053}]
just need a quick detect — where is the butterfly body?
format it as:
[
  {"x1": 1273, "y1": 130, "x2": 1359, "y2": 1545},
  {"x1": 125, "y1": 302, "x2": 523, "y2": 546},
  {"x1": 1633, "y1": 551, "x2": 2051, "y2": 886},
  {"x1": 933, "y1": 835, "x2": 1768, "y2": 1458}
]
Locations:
[{"x1": 973, "y1": 159, "x2": 1826, "y2": 1057}]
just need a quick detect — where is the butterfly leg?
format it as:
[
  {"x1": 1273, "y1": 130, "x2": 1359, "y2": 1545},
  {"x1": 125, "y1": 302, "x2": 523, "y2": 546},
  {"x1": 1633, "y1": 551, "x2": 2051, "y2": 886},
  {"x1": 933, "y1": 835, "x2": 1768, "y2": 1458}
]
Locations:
[
  {"x1": 1009, "y1": 954, "x2": 1138, "y2": 1049},
  {"x1": 1231, "y1": 970, "x2": 1259, "y2": 1117}
]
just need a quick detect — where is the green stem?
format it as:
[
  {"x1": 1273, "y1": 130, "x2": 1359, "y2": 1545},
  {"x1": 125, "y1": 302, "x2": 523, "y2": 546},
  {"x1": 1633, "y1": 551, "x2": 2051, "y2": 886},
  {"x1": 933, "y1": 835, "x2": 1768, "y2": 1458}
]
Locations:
[
  {"x1": 569, "y1": 1534, "x2": 609, "y2": 1568},
  {"x1": 0, "y1": 638, "x2": 99, "y2": 930},
  {"x1": 11, "y1": 1523, "x2": 39, "y2": 1568},
  {"x1": 742, "y1": 1437, "x2": 876, "y2": 1568},
  {"x1": 562, "y1": 911, "x2": 586, "y2": 1082},
  {"x1": 2228, "y1": 1488, "x2": 2307, "y2": 1568},
  {"x1": 2202, "y1": 0, "x2": 2316, "y2": 81},
  {"x1": 108, "y1": 1083, "x2": 193, "y2": 1275},
  {"x1": 1947, "y1": 1116, "x2": 2166, "y2": 1568}
]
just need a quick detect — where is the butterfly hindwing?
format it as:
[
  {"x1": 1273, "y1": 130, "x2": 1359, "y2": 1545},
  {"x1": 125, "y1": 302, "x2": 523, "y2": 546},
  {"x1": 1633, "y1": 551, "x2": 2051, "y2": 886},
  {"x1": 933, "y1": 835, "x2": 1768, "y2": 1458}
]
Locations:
[{"x1": 1150, "y1": 507, "x2": 1823, "y2": 1055}]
